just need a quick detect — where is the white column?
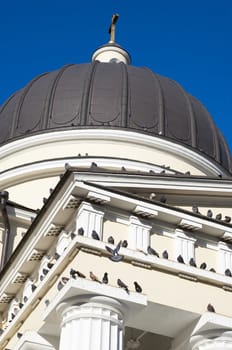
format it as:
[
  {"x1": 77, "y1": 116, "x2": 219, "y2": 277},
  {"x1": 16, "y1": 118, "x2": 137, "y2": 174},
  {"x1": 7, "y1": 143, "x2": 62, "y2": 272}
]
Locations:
[
  {"x1": 13, "y1": 331, "x2": 55, "y2": 350},
  {"x1": 128, "y1": 216, "x2": 151, "y2": 253},
  {"x1": 175, "y1": 229, "x2": 196, "y2": 263},
  {"x1": 190, "y1": 330, "x2": 232, "y2": 350},
  {"x1": 76, "y1": 202, "x2": 104, "y2": 239},
  {"x1": 57, "y1": 295, "x2": 124, "y2": 350},
  {"x1": 218, "y1": 242, "x2": 232, "y2": 274}
]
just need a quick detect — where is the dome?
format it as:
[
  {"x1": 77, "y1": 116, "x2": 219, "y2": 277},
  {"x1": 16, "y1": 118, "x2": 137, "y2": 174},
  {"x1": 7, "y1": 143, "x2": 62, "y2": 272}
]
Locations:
[{"x1": 0, "y1": 60, "x2": 231, "y2": 172}]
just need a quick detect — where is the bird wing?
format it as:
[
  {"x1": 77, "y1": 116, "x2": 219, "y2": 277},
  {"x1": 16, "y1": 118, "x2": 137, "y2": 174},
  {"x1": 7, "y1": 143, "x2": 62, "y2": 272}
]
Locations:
[
  {"x1": 115, "y1": 240, "x2": 122, "y2": 254},
  {"x1": 105, "y1": 245, "x2": 114, "y2": 254}
]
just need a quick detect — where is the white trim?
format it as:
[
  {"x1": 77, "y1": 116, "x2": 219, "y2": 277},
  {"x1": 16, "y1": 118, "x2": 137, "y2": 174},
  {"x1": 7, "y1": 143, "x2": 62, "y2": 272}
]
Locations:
[{"x1": 0, "y1": 129, "x2": 227, "y2": 176}]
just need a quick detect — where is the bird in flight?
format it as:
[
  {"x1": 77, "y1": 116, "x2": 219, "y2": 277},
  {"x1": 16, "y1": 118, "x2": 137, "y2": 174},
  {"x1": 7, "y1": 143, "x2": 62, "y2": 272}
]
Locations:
[{"x1": 105, "y1": 240, "x2": 123, "y2": 262}]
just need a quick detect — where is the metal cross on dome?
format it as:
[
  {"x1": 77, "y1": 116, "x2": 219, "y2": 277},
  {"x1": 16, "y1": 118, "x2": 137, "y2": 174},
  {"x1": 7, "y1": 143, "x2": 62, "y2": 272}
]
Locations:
[{"x1": 108, "y1": 13, "x2": 119, "y2": 43}]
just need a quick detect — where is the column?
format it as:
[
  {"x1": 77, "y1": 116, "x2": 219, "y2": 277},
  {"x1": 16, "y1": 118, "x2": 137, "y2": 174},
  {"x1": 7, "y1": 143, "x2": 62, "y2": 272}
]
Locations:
[
  {"x1": 128, "y1": 215, "x2": 151, "y2": 253},
  {"x1": 190, "y1": 330, "x2": 232, "y2": 350},
  {"x1": 57, "y1": 295, "x2": 124, "y2": 350}
]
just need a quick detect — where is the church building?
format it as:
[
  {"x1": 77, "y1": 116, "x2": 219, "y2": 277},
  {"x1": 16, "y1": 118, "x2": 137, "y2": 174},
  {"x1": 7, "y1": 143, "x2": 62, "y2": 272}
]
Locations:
[{"x1": 0, "y1": 15, "x2": 232, "y2": 350}]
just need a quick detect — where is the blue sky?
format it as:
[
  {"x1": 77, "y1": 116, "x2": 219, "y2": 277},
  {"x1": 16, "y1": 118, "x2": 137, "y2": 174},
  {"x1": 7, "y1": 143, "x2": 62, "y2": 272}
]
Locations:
[{"x1": 1, "y1": 0, "x2": 232, "y2": 148}]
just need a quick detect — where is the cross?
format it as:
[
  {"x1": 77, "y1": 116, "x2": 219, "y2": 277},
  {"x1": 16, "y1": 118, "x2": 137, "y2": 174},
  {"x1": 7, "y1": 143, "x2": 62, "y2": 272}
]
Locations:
[{"x1": 108, "y1": 14, "x2": 119, "y2": 43}]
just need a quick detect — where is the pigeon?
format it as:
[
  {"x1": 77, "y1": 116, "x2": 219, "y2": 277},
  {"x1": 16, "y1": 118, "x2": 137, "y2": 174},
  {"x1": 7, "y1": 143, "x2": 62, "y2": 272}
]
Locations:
[
  {"x1": 92, "y1": 230, "x2": 100, "y2": 240},
  {"x1": 102, "y1": 272, "x2": 108, "y2": 284},
  {"x1": 78, "y1": 227, "x2": 84, "y2": 236},
  {"x1": 225, "y1": 268, "x2": 232, "y2": 277},
  {"x1": 189, "y1": 257, "x2": 197, "y2": 267},
  {"x1": 149, "y1": 193, "x2": 156, "y2": 200},
  {"x1": 207, "y1": 209, "x2": 213, "y2": 218},
  {"x1": 159, "y1": 195, "x2": 167, "y2": 203},
  {"x1": 31, "y1": 284, "x2": 37, "y2": 292},
  {"x1": 216, "y1": 213, "x2": 222, "y2": 220},
  {"x1": 209, "y1": 268, "x2": 216, "y2": 273},
  {"x1": 117, "y1": 278, "x2": 129, "y2": 294},
  {"x1": 105, "y1": 240, "x2": 123, "y2": 262},
  {"x1": 90, "y1": 271, "x2": 101, "y2": 283},
  {"x1": 19, "y1": 302, "x2": 24, "y2": 309},
  {"x1": 47, "y1": 262, "x2": 54, "y2": 269},
  {"x1": 192, "y1": 205, "x2": 199, "y2": 214},
  {"x1": 42, "y1": 268, "x2": 49, "y2": 276},
  {"x1": 44, "y1": 299, "x2": 50, "y2": 306},
  {"x1": 71, "y1": 232, "x2": 76, "y2": 239},
  {"x1": 207, "y1": 303, "x2": 215, "y2": 312},
  {"x1": 70, "y1": 268, "x2": 86, "y2": 279},
  {"x1": 134, "y1": 281, "x2": 142, "y2": 293},
  {"x1": 147, "y1": 246, "x2": 159, "y2": 258},
  {"x1": 177, "y1": 255, "x2": 185, "y2": 264},
  {"x1": 54, "y1": 252, "x2": 60, "y2": 260},
  {"x1": 162, "y1": 250, "x2": 168, "y2": 259},
  {"x1": 122, "y1": 240, "x2": 128, "y2": 248},
  {"x1": 185, "y1": 171, "x2": 191, "y2": 175},
  {"x1": 224, "y1": 216, "x2": 231, "y2": 223},
  {"x1": 43, "y1": 197, "x2": 48, "y2": 204},
  {"x1": 17, "y1": 332, "x2": 22, "y2": 339},
  {"x1": 107, "y1": 236, "x2": 115, "y2": 244},
  {"x1": 200, "y1": 262, "x2": 207, "y2": 270},
  {"x1": 57, "y1": 277, "x2": 69, "y2": 291}
]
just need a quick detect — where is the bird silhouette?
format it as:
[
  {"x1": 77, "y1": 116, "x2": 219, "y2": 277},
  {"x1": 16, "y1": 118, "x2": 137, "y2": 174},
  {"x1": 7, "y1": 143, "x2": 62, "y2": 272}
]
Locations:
[
  {"x1": 134, "y1": 281, "x2": 142, "y2": 293},
  {"x1": 189, "y1": 257, "x2": 197, "y2": 267},
  {"x1": 209, "y1": 268, "x2": 216, "y2": 273},
  {"x1": 47, "y1": 262, "x2": 54, "y2": 269},
  {"x1": 90, "y1": 271, "x2": 101, "y2": 283},
  {"x1": 105, "y1": 240, "x2": 123, "y2": 262},
  {"x1": 117, "y1": 278, "x2": 129, "y2": 294},
  {"x1": 225, "y1": 268, "x2": 232, "y2": 277},
  {"x1": 107, "y1": 236, "x2": 115, "y2": 244},
  {"x1": 147, "y1": 246, "x2": 159, "y2": 258},
  {"x1": 78, "y1": 227, "x2": 84, "y2": 236},
  {"x1": 70, "y1": 268, "x2": 86, "y2": 279},
  {"x1": 92, "y1": 230, "x2": 100, "y2": 240},
  {"x1": 162, "y1": 250, "x2": 168, "y2": 259},
  {"x1": 42, "y1": 268, "x2": 49, "y2": 276},
  {"x1": 207, "y1": 303, "x2": 215, "y2": 312},
  {"x1": 122, "y1": 240, "x2": 128, "y2": 248},
  {"x1": 44, "y1": 299, "x2": 50, "y2": 307},
  {"x1": 200, "y1": 262, "x2": 207, "y2": 269},
  {"x1": 177, "y1": 255, "x2": 185, "y2": 263},
  {"x1": 159, "y1": 195, "x2": 167, "y2": 203},
  {"x1": 71, "y1": 232, "x2": 76, "y2": 239},
  {"x1": 216, "y1": 213, "x2": 222, "y2": 220},
  {"x1": 54, "y1": 252, "x2": 60, "y2": 260},
  {"x1": 192, "y1": 205, "x2": 199, "y2": 214},
  {"x1": 102, "y1": 272, "x2": 108, "y2": 284},
  {"x1": 224, "y1": 216, "x2": 231, "y2": 223},
  {"x1": 57, "y1": 277, "x2": 69, "y2": 290},
  {"x1": 207, "y1": 209, "x2": 213, "y2": 218}
]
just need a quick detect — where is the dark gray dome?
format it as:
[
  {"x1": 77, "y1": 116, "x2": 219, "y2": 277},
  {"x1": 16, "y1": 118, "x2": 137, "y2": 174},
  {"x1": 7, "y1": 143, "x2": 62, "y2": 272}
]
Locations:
[{"x1": 0, "y1": 61, "x2": 231, "y2": 171}]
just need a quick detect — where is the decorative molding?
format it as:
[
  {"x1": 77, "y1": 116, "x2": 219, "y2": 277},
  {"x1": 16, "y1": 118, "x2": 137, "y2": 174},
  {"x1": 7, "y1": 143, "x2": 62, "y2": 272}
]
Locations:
[
  {"x1": 175, "y1": 229, "x2": 196, "y2": 263},
  {"x1": 128, "y1": 216, "x2": 151, "y2": 253}
]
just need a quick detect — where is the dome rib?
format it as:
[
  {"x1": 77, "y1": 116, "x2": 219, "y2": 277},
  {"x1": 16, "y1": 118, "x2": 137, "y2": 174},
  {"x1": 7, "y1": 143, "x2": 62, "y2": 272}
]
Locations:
[
  {"x1": 120, "y1": 62, "x2": 129, "y2": 127},
  {"x1": 43, "y1": 64, "x2": 75, "y2": 130}
]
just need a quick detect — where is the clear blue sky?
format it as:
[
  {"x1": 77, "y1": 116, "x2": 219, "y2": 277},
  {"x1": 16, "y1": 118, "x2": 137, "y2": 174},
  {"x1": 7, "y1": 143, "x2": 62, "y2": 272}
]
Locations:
[{"x1": 1, "y1": 0, "x2": 232, "y2": 148}]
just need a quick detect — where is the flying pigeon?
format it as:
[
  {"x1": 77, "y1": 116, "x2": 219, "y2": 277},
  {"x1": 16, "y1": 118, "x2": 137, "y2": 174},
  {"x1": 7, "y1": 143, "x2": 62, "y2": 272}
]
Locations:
[{"x1": 105, "y1": 240, "x2": 123, "y2": 262}]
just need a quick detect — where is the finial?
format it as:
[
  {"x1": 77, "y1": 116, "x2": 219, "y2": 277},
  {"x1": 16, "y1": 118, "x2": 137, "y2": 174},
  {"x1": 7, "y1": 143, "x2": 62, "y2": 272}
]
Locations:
[{"x1": 108, "y1": 14, "x2": 119, "y2": 43}]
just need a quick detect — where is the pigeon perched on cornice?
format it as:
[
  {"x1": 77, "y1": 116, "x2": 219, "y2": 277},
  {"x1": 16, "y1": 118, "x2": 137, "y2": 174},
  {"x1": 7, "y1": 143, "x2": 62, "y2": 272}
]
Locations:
[
  {"x1": 107, "y1": 236, "x2": 115, "y2": 244},
  {"x1": 225, "y1": 268, "x2": 232, "y2": 277},
  {"x1": 90, "y1": 271, "x2": 101, "y2": 283},
  {"x1": 177, "y1": 254, "x2": 185, "y2": 264},
  {"x1": 162, "y1": 250, "x2": 168, "y2": 259},
  {"x1": 189, "y1": 257, "x2": 197, "y2": 267},
  {"x1": 200, "y1": 262, "x2": 207, "y2": 269},
  {"x1": 147, "y1": 246, "x2": 159, "y2": 258},
  {"x1": 207, "y1": 209, "x2": 213, "y2": 218},
  {"x1": 102, "y1": 272, "x2": 108, "y2": 284},
  {"x1": 134, "y1": 281, "x2": 142, "y2": 293},
  {"x1": 122, "y1": 240, "x2": 128, "y2": 248},
  {"x1": 216, "y1": 213, "x2": 222, "y2": 220},
  {"x1": 117, "y1": 278, "x2": 129, "y2": 294},
  {"x1": 207, "y1": 303, "x2": 215, "y2": 312},
  {"x1": 92, "y1": 230, "x2": 100, "y2": 240}
]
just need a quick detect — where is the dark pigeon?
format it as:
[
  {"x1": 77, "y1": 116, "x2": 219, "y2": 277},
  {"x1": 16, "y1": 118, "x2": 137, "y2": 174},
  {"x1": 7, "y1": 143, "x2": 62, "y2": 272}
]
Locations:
[
  {"x1": 216, "y1": 213, "x2": 222, "y2": 220},
  {"x1": 122, "y1": 240, "x2": 128, "y2": 248},
  {"x1": 207, "y1": 303, "x2": 215, "y2": 312},
  {"x1": 189, "y1": 258, "x2": 197, "y2": 267},
  {"x1": 162, "y1": 250, "x2": 168, "y2": 259},
  {"x1": 105, "y1": 240, "x2": 123, "y2": 262},
  {"x1": 107, "y1": 236, "x2": 115, "y2": 244},
  {"x1": 200, "y1": 262, "x2": 207, "y2": 269},
  {"x1": 117, "y1": 278, "x2": 129, "y2": 294},
  {"x1": 207, "y1": 209, "x2": 213, "y2": 218},
  {"x1": 177, "y1": 255, "x2": 185, "y2": 264},
  {"x1": 78, "y1": 227, "x2": 84, "y2": 236},
  {"x1": 134, "y1": 281, "x2": 142, "y2": 293},
  {"x1": 225, "y1": 268, "x2": 232, "y2": 277},
  {"x1": 147, "y1": 246, "x2": 159, "y2": 258},
  {"x1": 102, "y1": 272, "x2": 108, "y2": 284},
  {"x1": 92, "y1": 230, "x2": 100, "y2": 240}
]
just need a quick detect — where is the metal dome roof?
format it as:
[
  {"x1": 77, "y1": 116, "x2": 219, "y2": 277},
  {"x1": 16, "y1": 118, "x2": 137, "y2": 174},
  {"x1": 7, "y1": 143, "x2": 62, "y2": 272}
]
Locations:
[{"x1": 0, "y1": 61, "x2": 231, "y2": 171}]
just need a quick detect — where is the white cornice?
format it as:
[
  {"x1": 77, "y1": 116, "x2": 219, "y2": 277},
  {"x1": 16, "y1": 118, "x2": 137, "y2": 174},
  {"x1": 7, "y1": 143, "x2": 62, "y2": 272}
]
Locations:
[{"x1": 0, "y1": 129, "x2": 228, "y2": 176}]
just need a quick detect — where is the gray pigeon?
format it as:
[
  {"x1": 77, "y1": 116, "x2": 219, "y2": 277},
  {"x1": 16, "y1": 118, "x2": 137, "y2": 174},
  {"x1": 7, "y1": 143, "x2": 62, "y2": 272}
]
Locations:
[
  {"x1": 117, "y1": 278, "x2": 129, "y2": 294},
  {"x1": 92, "y1": 230, "x2": 100, "y2": 240},
  {"x1": 105, "y1": 240, "x2": 123, "y2": 262},
  {"x1": 147, "y1": 246, "x2": 159, "y2": 258}
]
